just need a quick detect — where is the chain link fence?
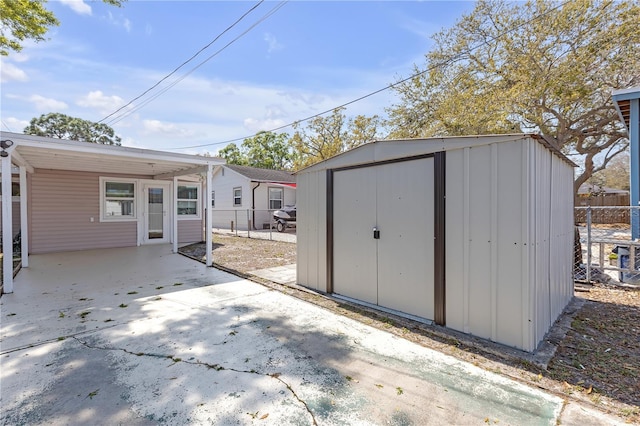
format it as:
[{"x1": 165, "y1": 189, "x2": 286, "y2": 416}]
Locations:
[
  {"x1": 574, "y1": 206, "x2": 640, "y2": 284},
  {"x1": 211, "y1": 209, "x2": 296, "y2": 243}
]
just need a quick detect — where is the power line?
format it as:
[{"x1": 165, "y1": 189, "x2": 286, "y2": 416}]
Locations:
[
  {"x1": 170, "y1": 0, "x2": 573, "y2": 151},
  {"x1": 106, "y1": 1, "x2": 287, "y2": 127},
  {"x1": 1, "y1": 120, "x2": 15, "y2": 132},
  {"x1": 98, "y1": 0, "x2": 266, "y2": 124}
]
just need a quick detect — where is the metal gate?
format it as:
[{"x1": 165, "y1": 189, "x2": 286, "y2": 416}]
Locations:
[{"x1": 574, "y1": 206, "x2": 640, "y2": 284}]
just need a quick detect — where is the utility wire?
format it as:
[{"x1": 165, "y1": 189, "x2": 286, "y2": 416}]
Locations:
[
  {"x1": 170, "y1": 0, "x2": 573, "y2": 151},
  {"x1": 106, "y1": 1, "x2": 287, "y2": 127},
  {"x1": 1, "y1": 120, "x2": 15, "y2": 132},
  {"x1": 97, "y1": 0, "x2": 265, "y2": 124}
]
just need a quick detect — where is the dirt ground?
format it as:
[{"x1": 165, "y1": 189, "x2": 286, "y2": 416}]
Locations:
[{"x1": 179, "y1": 234, "x2": 640, "y2": 424}]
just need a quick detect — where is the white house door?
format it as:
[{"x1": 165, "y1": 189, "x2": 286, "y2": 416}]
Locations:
[
  {"x1": 333, "y1": 158, "x2": 435, "y2": 320},
  {"x1": 142, "y1": 183, "x2": 171, "y2": 244}
]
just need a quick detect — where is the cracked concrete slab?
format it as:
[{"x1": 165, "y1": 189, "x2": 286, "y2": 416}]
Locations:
[{"x1": 0, "y1": 245, "x2": 626, "y2": 425}]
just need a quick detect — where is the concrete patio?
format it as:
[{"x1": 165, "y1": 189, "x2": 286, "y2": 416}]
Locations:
[{"x1": 0, "y1": 245, "x2": 623, "y2": 425}]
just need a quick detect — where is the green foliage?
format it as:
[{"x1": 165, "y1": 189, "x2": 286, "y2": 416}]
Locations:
[
  {"x1": 218, "y1": 143, "x2": 247, "y2": 166},
  {"x1": 219, "y1": 131, "x2": 293, "y2": 170},
  {"x1": 387, "y1": 0, "x2": 640, "y2": 193},
  {"x1": 0, "y1": 0, "x2": 124, "y2": 56},
  {"x1": 24, "y1": 113, "x2": 122, "y2": 145},
  {"x1": 291, "y1": 108, "x2": 381, "y2": 170}
]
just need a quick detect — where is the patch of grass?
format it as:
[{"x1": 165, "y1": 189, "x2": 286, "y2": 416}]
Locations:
[
  {"x1": 59, "y1": 311, "x2": 65, "y2": 318},
  {"x1": 375, "y1": 383, "x2": 384, "y2": 389},
  {"x1": 57, "y1": 336, "x2": 66, "y2": 341},
  {"x1": 6, "y1": 313, "x2": 16, "y2": 316},
  {"x1": 118, "y1": 303, "x2": 128, "y2": 308},
  {"x1": 87, "y1": 389, "x2": 99, "y2": 399},
  {"x1": 127, "y1": 291, "x2": 138, "y2": 295},
  {"x1": 156, "y1": 286, "x2": 164, "y2": 290},
  {"x1": 79, "y1": 311, "x2": 91, "y2": 319},
  {"x1": 104, "y1": 318, "x2": 113, "y2": 323},
  {"x1": 396, "y1": 387, "x2": 403, "y2": 395},
  {"x1": 173, "y1": 282, "x2": 183, "y2": 286}
]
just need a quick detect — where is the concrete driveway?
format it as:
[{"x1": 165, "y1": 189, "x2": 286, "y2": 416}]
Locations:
[{"x1": 0, "y1": 246, "x2": 620, "y2": 425}]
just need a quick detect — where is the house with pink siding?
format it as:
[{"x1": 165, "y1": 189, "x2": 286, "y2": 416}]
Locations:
[{"x1": 0, "y1": 131, "x2": 224, "y2": 294}]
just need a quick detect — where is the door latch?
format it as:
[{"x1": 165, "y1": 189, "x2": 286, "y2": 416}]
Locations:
[{"x1": 373, "y1": 227, "x2": 380, "y2": 239}]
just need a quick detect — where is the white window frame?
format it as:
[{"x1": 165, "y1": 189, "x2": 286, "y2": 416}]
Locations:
[
  {"x1": 100, "y1": 177, "x2": 137, "y2": 222},
  {"x1": 268, "y1": 187, "x2": 283, "y2": 210},
  {"x1": 177, "y1": 182, "x2": 201, "y2": 220},
  {"x1": 211, "y1": 190, "x2": 215, "y2": 208},
  {"x1": 233, "y1": 187, "x2": 242, "y2": 207}
]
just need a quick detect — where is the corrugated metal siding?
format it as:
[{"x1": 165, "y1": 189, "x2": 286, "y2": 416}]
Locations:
[
  {"x1": 30, "y1": 169, "x2": 137, "y2": 254},
  {"x1": 296, "y1": 170, "x2": 326, "y2": 291},
  {"x1": 178, "y1": 220, "x2": 203, "y2": 243},
  {"x1": 298, "y1": 135, "x2": 574, "y2": 352}
]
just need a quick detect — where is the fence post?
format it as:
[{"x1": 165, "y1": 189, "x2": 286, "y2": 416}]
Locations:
[
  {"x1": 247, "y1": 209, "x2": 251, "y2": 238},
  {"x1": 235, "y1": 210, "x2": 238, "y2": 236},
  {"x1": 586, "y1": 206, "x2": 592, "y2": 284},
  {"x1": 269, "y1": 210, "x2": 273, "y2": 241}
]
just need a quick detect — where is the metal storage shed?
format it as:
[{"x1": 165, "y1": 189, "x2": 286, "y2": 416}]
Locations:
[{"x1": 296, "y1": 134, "x2": 574, "y2": 352}]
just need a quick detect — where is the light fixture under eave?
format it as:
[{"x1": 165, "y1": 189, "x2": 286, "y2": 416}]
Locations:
[{"x1": 0, "y1": 139, "x2": 14, "y2": 157}]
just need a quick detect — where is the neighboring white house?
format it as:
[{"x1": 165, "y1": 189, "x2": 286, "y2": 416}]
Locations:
[{"x1": 210, "y1": 164, "x2": 296, "y2": 230}]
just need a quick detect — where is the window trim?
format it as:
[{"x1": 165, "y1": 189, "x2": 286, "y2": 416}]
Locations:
[
  {"x1": 99, "y1": 177, "x2": 137, "y2": 222},
  {"x1": 268, "y1": 186, "x2": 284, "y2": 211},
  {"x1": 177, "y1": 182, "x2": 202, "y2": 219},
  {"x1": 211, "y1": 190, "x2": 215, "y2": 208},
  {"x1": 233, "y1": 187, "x2": 242, "y2": 207}
]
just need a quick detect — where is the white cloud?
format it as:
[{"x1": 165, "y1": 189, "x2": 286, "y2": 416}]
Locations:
[
  {"x1": 28, "y1": 95, "x2": 68, "y2": 111},
  {"x1": 142, "y1": 120, "x2": 195, "y2": 138},
  {"x1": 60, "y1": 0, "x2": 92, "y2": 16},
  {"x1": 264, "y1": 33, "x2": 284, "y2": 54},
  {"x1": 243, "y1": 117, "x2": 287, "y2": 133},
  {"x1": 106, "y1": 11, "x2": 132, "y2": 33},
  {"x1": 1, "y1": 117, "x2": 29, "y2": 132},
  {"x1": 11, "y1": 52, "x2": 29, "y2": 63},
  {"x1": 77, "y1": 90, "x2": 126, "y2": 115},
  {"x1": 0, "y1": 62, "x2": 28, "y2": 83}
]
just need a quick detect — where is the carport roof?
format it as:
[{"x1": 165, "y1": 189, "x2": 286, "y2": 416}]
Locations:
[{"x1": 0, "y1": 131, "x2": 224, "y2": 178}]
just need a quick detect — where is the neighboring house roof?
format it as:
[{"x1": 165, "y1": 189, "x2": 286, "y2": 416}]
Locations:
[
  {"x1": 224, "y1": 164, "x2": 296, "y2": 184},
  {"x1": 577, "y1": 183, "x2": 629, "y2": 195}
]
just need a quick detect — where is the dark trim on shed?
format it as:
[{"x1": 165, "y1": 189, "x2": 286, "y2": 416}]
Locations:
[
  {"x1": 434, "y1": 151, "x2": 446, "y2": 326},
  {"x1": 326, "y1": 169, "x2": 334, "y2": 294}
]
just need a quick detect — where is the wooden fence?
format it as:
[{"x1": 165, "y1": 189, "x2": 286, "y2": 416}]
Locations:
[{"x1": 575, "y1": 193, "x2": 631, "y2": 224}]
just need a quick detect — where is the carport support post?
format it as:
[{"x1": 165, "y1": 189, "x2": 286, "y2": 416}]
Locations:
[
  {"x1": 2, "y1": 154, "x2": 14, "y2": 292},
  {"x1": 19, "y1": 166, "x2": 28, "y2": 267},
  {"x1": 173, "y1": 177, "x2": 178, "y2": 254},
  {"x1": 205, "y1": 165, "x2": 213, "y2": 267}
]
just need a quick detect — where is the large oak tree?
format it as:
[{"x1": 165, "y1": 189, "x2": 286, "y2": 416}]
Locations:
[
  {"x1": 386, "y1": 0, "x2": 640, "y2": 193},
  {"x1": 24, "y1": 112, "x2": 122, "y2": 145}
]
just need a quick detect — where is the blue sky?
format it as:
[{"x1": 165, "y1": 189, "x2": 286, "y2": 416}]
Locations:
[{"x1": 1, "y1": 1, "x2": 474, "y2": 154}]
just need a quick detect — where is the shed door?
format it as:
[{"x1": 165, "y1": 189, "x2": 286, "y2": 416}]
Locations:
[{"x1": 333, "y1": 158, "x2": 435, "y2": 320}]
